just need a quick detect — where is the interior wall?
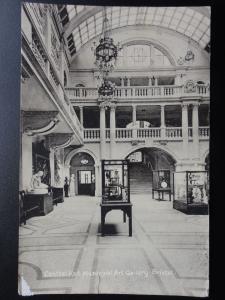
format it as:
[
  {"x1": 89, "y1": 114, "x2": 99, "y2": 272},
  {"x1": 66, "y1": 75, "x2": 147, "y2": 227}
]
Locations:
[{"x1": 70, "y1": 26, "x2": 209, "y2": 69}]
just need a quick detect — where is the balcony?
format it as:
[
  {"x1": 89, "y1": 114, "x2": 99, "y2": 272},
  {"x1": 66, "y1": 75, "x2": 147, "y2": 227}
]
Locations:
[
  {"x1": 83, "y1": 126, "x2": 209, "y2": 142},
  {"x1": 66, "y1": 85, "x2": 210, "y2": 101}
]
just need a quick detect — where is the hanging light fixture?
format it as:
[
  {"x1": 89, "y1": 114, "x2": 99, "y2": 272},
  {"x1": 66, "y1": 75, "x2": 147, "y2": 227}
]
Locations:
[
  {"x1": 98, "y1": 78, "x2": 116, "y2": 101},
  {"x1": 91, "y1": 7, "x2": 122, "y2": 74}
]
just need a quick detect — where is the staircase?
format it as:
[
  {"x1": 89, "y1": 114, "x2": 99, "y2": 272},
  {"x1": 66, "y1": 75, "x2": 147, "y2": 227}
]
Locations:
[{"x1": 129, "y1": 163, "x2": 152, "y2": 194}]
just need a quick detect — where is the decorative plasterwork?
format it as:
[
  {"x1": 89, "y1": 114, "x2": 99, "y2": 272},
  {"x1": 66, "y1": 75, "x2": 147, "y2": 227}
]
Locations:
[
  {"x1": 22, "y1": 111, "x2": 59, "y2": 136},
  {"x1": 45, "y1": 133, "x2": 74, "y2": 150},
  {"x1": 99, "y1": 99, "x2": 117, "y2": 109}
]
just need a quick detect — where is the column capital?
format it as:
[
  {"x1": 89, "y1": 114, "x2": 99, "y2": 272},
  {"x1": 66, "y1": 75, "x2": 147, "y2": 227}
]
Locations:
[
  {"x1": 192, "y1": 102, "x2": 200, "y2": 108},
  {"x1": 110, "y1": 103, "x2": 116, "y2": 111},
  {"x1": 99, "y1": 102, "x2": 107, "y2": 110},
  {"x1": 181, "y1": 102, "x2": 189, "y2": 109}
]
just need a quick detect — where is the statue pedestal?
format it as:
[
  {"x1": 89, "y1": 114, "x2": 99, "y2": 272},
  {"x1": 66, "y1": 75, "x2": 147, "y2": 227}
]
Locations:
[
  {"x1": 28, "y1": 189, "x2": 48, "y2": 195},
  {"x1": 25, "y1": 193, "x2": 53, "y2": 215}
]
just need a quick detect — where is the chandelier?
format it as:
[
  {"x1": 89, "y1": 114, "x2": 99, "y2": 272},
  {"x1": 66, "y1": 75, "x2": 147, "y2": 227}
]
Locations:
[
  {"x1": 98, "y1": 78, "x2": 116, "y2": 101},
  {"x1": 92, "y1": 7, "x2": 122, "y2": 74}
]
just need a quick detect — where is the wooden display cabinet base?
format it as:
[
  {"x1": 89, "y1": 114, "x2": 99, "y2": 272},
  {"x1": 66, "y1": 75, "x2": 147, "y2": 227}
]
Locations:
[{"x1": 100, "y1": 202, "x2": 133, "y2": 237}]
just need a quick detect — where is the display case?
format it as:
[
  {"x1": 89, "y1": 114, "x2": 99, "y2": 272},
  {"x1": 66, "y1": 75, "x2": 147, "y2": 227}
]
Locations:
[
  {"x1": 101, "y1": 159, "x2": 132, "y2": 236},
  {"x1": 102, "y1": 159, "x2": 130, "y2": 203},
  {"x1": 152, "y1": 170, "x2": 172, "y2": 201},
  {"x1": 173, "y1": 171, "x2": 209, "y2": 214}
]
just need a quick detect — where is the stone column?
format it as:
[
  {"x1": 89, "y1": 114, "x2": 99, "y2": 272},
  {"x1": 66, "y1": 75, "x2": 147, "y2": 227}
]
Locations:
[
  {"x1": 110, "y1": 104, "x2": 116, "y2": 159},
  {"x1": 148, "y1": 77, "x2": 152, "y2": 86},
  {"x1": 182, "y1": 103, "x2": 189, "y2": 159},
  {"x1": 49, "y1": 148, "x2": 55, "y2": 186},
  {"x1": 21, "y1": 133, "x2": 33, "y2": 191},
  {"x1": 160, "y1": 105, "x2": 166, "y2": 139},
  {"x1": 127, "y1": 77, "x2": 131, "y2": 86},
  {"x1": 79, "y1": 106, "x2": 84, "y2": 127},
  {"x1": 100, "y1": 104, "x2": 106, "y2": 159},
  {"x1": 121, "y1": 77, "x2": 125, "y2": 87},
  {"x1": 155, "y1": 77, "x2": 158, "y2": 86},
  {"x1": 192, "y1": 103, "x2": 200, "y2": 159}
]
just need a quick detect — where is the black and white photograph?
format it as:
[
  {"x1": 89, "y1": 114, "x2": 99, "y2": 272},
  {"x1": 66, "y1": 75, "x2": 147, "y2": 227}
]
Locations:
[{"x1": 18, "y1": 2, "x2": 210, "y2": 296}]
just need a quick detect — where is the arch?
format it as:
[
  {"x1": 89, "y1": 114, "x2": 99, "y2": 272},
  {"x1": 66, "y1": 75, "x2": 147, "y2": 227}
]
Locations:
[
  {"x1": 202, "y1": 148, "x2": 209, "y2": 164},
  {"x1": 65, "y1": 148, "x2": 99, "y2": 167},
  {"x1": 124, "y1": 144, "x2": 178, "y2": 163}
]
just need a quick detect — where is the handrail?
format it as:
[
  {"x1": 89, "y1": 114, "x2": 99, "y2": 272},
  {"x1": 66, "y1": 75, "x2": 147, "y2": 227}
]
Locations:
[{"x1": 66, "y1": 84, "x2": 209, "y2": 100}]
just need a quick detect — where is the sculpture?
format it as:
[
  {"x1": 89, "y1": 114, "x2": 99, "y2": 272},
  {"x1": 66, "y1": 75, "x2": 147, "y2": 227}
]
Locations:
[
  {"x1": 69, "y1": 174, "x2": 75, "y2": 197},
  {"x1": 30, "y1": 171, "x2": 48, "y2": 194}
]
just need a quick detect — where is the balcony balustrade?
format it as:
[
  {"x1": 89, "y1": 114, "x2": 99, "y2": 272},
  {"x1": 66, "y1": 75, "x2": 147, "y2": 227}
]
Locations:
[
  {"x1": 83, "y1": 126, "x2": 209, "y2": 142},
  {"x1": 66, "y1": 84, "x2": 209, "y2": 101},
  {"x1": 199, "y1": 126, "x2": 210, "y2": 139}
]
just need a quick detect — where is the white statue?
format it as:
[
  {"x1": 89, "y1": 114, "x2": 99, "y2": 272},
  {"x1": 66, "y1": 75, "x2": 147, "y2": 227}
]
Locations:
[
  {"x1": 69, "y1": 174, "x2": 75, "y2": 197},
  {"x1": 30, "y1": 171, "x2": 48, "y2": 194}
]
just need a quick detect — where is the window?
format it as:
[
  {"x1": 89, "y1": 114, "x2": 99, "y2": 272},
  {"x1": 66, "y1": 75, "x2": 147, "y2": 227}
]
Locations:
[{"x1": 117, "y1": 44, "x2": 172, "y2": 68}]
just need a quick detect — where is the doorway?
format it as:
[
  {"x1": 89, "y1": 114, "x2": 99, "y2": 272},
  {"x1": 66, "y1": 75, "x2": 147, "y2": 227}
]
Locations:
[
  {"x1": 70, "y1": 152, "x2": 95, "y2": 196},
  {"x1": 78, "y1": 170, "x2": 95, "y2": 196}
]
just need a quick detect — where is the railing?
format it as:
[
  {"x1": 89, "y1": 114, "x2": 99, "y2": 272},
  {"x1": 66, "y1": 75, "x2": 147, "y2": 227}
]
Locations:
[
  {"x1": 199, "y1": 126, "x2": 210, "y2": 138},
  {"x1": 83, "y1": 129, "x2": 100, "y2": 140},
  {"x1": 116, "y1": 129, "x2": 133, "y2": 139},
  {"x1": 137, "y1": 128, "x2": 161, "y2": 138},
  {"x1": 83, "y1": 127, "x2": 209, "y2": 142},
  {"x1": 66, "y1": 84, "x2": 209, "y2": 100},
  {"x1": 188, "y1": 127, "x2": 193, "y2": 137},
  {"x1": 106, "y1": 129, "x2": 111, "y2": 139},
  {"x1": 165, "y1": 127, "x2": 182, "y2": 138}
]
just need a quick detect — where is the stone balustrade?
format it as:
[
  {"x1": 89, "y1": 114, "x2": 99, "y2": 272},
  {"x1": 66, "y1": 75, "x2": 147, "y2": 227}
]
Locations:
[
  {"x1": 83, "y1": 126, "x2": 209, "y2": 142},
  {"x1": 66, "y1": 84, "x2": 209, "y2": 101}
]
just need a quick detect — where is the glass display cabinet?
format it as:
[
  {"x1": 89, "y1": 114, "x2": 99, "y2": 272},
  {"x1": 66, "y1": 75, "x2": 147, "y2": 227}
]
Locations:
[
  {"x1": 102, "y1": 159, "x2": 130, "y2": 203},
  {"x1": 100, "y1": 160, "x2": 132, "y2": 236},
  {"x1": 173, "y1": 171, "x2": 209, "y2": 214},
  {"x1": 152, "y1": 169, "x2": 172, "y2": 201}
]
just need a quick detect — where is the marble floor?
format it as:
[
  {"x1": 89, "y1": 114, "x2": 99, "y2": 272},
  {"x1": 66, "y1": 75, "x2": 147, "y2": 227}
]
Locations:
[{"x1": 18, "y1": 195, "x2": 209, "y2": 296}]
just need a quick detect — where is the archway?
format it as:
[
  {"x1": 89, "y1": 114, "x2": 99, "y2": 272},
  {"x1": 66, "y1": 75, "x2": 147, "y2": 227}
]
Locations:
[
  {"x1": 70, "y1": 152, "x2": 95, "y2": 196},
  {"x1": 126, "y1": 147, "x2": 176, "y2": 195}
]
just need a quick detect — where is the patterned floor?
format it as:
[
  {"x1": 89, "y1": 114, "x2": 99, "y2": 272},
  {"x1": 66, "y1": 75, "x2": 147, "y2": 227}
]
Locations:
[{"x1": 18, "y1": 195, "x2": 209, "y2": 296}]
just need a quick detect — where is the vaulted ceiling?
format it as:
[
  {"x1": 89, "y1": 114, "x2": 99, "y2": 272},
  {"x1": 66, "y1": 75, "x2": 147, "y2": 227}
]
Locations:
[{"x1": 57, "y1": 5, "x2": 210, "y2": 59}]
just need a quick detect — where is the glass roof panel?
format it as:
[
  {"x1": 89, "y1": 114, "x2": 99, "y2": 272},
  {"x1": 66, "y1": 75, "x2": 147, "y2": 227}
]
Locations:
[{"x1": 66, "y1": 5, "x2": 210, "y2": 56}]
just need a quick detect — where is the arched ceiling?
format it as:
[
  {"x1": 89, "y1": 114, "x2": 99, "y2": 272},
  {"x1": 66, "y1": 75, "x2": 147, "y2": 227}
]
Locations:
[{"x1": 57, "y1": 5, "x2": 210, "y2": 59}]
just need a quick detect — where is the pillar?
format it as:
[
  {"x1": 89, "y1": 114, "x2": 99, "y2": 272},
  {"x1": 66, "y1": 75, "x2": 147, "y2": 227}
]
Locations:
[
  {"x1": 79, "y1": 106, "x2": 83, "y2": 127},
  {"x1": 100, "y1": 104, "x2": 106, "y2": 159},
  {"x1": 49, "y1": 148, "x2": 55, "y2": 186},
  {"x1": 155, "y1": 77, "x2": 158, "y2": 86},
  {"x1": 148, "y1": 77, "x2": 152, "y2": 86},
  {"x1": 182, "y1": 103, "x2": 189, "y2": 159},
  {"x1": 110, "y1": 104, "x2": 116, "y2": 159},
  {"x1": 160, "y1": 105, "x2": 166, "y2": 139},
  {"x1": 127, "y1": 77, "x2": 130, "y2": 86},
  {"x1": 121, "y1": 77, "x2": 125, "y2": 87},
  {"x1": 21, "y1": 133, "x2": 33, "y2": 191},
  {"x1": 192, "y1": 103, "x2": 200, "y2": 159}
]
